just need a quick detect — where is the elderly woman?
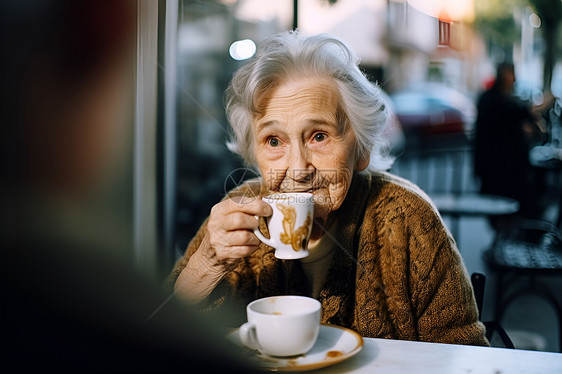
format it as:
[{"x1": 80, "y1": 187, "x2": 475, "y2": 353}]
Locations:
[{"x1": 170, "y1": 31, "x2": 488, "y2": 346}]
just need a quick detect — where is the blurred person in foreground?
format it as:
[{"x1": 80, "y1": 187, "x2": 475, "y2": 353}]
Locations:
[
  {"x1": 0, "y1": 1, "x2": 256, "y2": 372},
  {"x1": 474, "y1": 62, "x2": 550, "y2": 232},
  {"x1": 169, "y1": 30, "x2": 489, "y2": 347}
]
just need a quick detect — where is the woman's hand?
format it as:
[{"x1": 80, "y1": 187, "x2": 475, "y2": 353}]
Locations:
[
  {"x1": 174, "y1": 196, "x2": 272, "y2": 302},
  {"x1": 205, "y1": 195, "x2": 272, "y2": 267}
]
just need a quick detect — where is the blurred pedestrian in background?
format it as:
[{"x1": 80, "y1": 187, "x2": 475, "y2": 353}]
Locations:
[
  {"x1": 0, "y1": 1, "x2": 256, "y2": 371},
  {"x1": 473, "y1": 62, "x2": 549, "y2": 232}
]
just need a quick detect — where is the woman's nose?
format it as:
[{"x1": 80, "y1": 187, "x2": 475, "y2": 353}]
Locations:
[{"x1": 287, "y1": 144, "x2": 314, "y2": 182}]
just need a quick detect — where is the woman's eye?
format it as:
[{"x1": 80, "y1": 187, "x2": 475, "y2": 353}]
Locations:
[
  {"x1": 268, "y1": 137, "x2": 280, "y2": 147},
  {"x1": 313, "y1": 133, "x2": 326, "y2": 142}
]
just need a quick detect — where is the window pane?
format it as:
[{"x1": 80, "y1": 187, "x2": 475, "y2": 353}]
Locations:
[{"x1": 172, "y1": 0, "x2": 292, "y2": 260}]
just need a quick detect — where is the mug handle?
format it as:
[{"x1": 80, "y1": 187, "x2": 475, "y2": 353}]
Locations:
[
  {"x1": 253, "y1": 216, "x2": 276, "y2": 247},
  {"x1": 239, "y1": 322, "x2": 260, "y2": 351}
]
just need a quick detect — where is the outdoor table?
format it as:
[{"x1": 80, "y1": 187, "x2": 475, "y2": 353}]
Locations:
[{"x1": 429, "y1": 193, "x2": 520, "y2": 244}]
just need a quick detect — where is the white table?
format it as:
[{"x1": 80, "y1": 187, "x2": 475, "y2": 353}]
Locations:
[{"x1": 315, "y1": 338, "x2": 562, "y2": 373}]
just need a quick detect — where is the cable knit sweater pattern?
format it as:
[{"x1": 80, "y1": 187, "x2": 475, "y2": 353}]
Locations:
[{"x1": 168, "y1": 171, "x2": 489, "y2": 346}]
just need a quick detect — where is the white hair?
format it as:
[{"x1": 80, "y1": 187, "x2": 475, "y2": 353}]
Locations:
[{"x1": 225, "y1": 30, "x2": 394, "y2": 171}]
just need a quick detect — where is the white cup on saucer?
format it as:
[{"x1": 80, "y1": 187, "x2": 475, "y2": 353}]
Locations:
[{"x1": 239, "y1": 295, "x2": 321, "y2": 357}]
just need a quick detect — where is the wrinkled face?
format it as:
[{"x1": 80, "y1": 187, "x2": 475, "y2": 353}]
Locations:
[{"x1": 253, "y1": 76, "x2": 369, "y2": 232}]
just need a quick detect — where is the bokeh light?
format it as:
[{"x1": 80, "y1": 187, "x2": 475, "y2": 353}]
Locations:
[
  {"x1": 229, "y1": 39, "x2": 257, "y2": 60},
  {"x1": 529, "y1": 13, "x2": 541, "y2": 28}
]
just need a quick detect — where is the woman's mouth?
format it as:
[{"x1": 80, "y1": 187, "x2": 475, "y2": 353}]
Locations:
[{"x1": 279, "y1": 187, "x2": 321, "y2": 194}]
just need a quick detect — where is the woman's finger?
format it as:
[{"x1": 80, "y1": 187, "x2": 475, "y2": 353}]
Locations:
[
  {"x1": 212, "y1": 197, "x2": 272, "y2": 219},
  {"x1": 210, "y1": 229, "x2": 260, "y2": 249},
  {"x1": 214, "y1": 244, "x2": 261, "y2": 262},
  {"x1": 220, "y1": 211, "x2": 261, "y2": 231}
]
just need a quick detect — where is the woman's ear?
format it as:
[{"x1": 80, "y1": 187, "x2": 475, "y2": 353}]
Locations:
[{"x1": 355, "y1": 152, "x2": 370, "y2": 171}]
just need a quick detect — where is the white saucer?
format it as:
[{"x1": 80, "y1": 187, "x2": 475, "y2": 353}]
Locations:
[{"x1": 227, "y1": 324, "x2": 363, "y2": 372}]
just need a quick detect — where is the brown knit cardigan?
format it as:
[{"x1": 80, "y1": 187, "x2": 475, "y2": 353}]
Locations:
[{"x1": 168, "y1": 170, "x2": 489, "y2": 346}]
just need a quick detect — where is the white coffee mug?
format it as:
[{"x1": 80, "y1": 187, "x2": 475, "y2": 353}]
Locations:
[
  {"x1": 253, "y1": 192, "x2": 314, "y2": 259},
  {"x1": 239, "y1": 296, "x2": 321, "y2": 357}
]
